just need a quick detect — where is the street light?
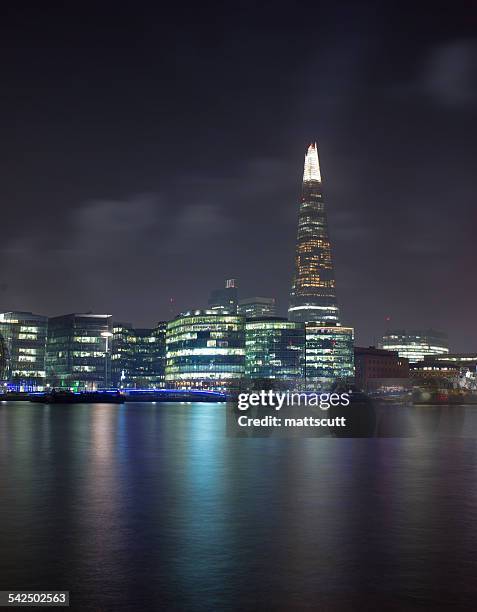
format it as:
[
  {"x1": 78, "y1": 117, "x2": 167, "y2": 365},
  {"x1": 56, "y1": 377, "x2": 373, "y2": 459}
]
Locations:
[{"x1": 101, "y1": 331, "x2": 113, "y2": 389}]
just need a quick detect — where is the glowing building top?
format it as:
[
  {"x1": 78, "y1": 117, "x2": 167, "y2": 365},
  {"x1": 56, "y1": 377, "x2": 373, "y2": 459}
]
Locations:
[
  {"x1": 303, "y1": 142, "x2": 321, "y2": 183},
  {"x1": 289, "y1": 142, "x2": 340, "y2": 325}
]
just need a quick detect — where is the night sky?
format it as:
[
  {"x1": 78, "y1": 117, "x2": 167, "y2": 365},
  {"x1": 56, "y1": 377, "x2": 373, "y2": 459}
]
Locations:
[{"x1": 1, "y1": 2, "x2": 476, "y2": 350}]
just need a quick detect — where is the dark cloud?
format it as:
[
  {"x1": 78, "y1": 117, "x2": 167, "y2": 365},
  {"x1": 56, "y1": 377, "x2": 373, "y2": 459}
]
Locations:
[{"x1": 0, "y1": 1, "x2": 476, "y2": 350}]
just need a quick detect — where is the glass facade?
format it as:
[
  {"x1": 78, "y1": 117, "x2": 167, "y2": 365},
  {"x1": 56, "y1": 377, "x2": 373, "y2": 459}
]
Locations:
[
  {"x1": 245, "y1": 318, "x2": 305, "y2": 381},
  {"x1": 0, "y1": 311, "x2": 48, "y2": 390},
  {"x1": 208, "y1": 279, "x2": 238, "y2": 314},
  {"x1": 380, "y1": 329, "x2": 449, "y2": 363},
  {"x1": 0, "y1": 333, "x2": 6, "y2": 380},
  {"x1": 305, "y1": 324, "x2": 354, "y2": 387},
  {"x1": 131, "y1": 324, "x2": 166, "y2": 388},
  {"x1": 238, "y1": 297, "x2": 276, "y2": 319},
  {"x1": 289, "y1": 144, "x2": 340, "y2": 324},
  {"x1": 166, "y1": 310, "x2": 245, "y2": 391},
  {"x1": 111, "y1": 323, "x2": 136, "y2": 387},
  {"x1": 45, "y1": 313, "x2": 112, "y2": 390},
  {"x1": 112, "y1": 323, "x2": 166, "y2": 388}
]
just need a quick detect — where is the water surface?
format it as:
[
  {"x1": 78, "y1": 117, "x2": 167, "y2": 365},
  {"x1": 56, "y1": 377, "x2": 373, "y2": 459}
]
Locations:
[{"x1": 1, "y1": 401, "x2": 476, "y2": 610}]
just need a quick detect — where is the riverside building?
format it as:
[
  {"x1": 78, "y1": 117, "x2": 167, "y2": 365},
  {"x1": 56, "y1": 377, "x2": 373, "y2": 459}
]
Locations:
[
  {"x1": 0, "y1": 311, "x2": 48, "y2": 390},
  {"x1": 165, "y1": 310, "x2": 245, "y2": 391},
  {"x1": 111, "y1": 322, "x2": 167, "y2": 388},
  {"x1": 45, "y1": 313, "x2": 113, "y2": 390},
  {"x1": 131, "y1": 324, "x2": 167, "y2": 388},
  {"x1": 288, "y1": 143, "x2": 354, "y2": 386}
]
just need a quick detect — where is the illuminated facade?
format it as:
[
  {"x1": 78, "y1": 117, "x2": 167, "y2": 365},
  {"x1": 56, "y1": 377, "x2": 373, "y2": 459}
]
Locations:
[
  {"x1": 245, "y1": 318, "x2": 305, "y2": 380},
  {"x1": 305, "y1": 324, "x2": 354, "y2": 387},
  {"x1": 131, "y1": 324, "x2": 167, "y2": 388},
  {"x1": 0, "y1": 333, "x2": 6, "y2": 380},
  {"x1": 45, "y1": 313, "x2": 112, "y2": 390},
  {"x1": 411, "y1": 354, "x2": 477, "y2": 392},
  {"x1": 380, "y1": 329, "x2": 449, "y2": 363},
  {"x1": 112, "y1": 322, "x2": 167, "y2": 388},
  {"x1": 238, "y1": 297, "x2": 276, "y2": 319},
  {"x1": 289, "y1": 143, "x2": 340, "y2": 324},
  {"x1": 0, "y1": 311, "x2": 48, "y2": 390},
  {"x1": 111, "y1": 323, "x2": 136, "y2": 387},
  {"x1": 166, "y1": 310, "x2": 245, "y2": 391}
]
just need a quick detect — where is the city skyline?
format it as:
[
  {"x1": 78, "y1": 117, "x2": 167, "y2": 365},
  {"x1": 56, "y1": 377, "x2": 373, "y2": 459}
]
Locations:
[
  {"x1": 0, "y1": 138, "x2": 461, "y2": 355},
  {"x1": 0, "y1": 3, "x2": 476, "y2": 351}
]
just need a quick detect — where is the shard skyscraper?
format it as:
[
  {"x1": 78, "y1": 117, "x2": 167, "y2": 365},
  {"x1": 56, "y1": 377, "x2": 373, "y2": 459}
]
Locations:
[{"x1": 288, "y1": 143, "x2": 340, "y2": 325}]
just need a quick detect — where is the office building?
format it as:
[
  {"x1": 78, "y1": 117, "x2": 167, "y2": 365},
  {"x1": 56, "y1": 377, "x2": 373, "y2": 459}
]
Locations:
[
  {"x1": 112, "y1": 322, "x2": 167, "y2": 388},
  {"x1": 238, "y1": 297, "x2": 276, "y2": 319},
  {"x1": 0, "y1": 332, "x2": 6, "y2": 380},
  {"x1": 305, "y1": 324, "x2": 354, "y2": 387},
  {"x1": 166, "y1": 310, "x2": 245, "y2": 391},
  {"x1": 245, "y1": 318, "x2": 305, "y2": 381},
  {"x1": 208, "y1": 279, "x2": 238, "y2": 313},
  {"x1": 46, "y1": 313, "x2": 112, "y2": 390},
  {"x1": 111, "y1": 322, "x2": 136, "y2": 387},
  {"x1": 0, "y1": 311, "x2": 48, "y2": 390},
  {"x1": 289, "y1": 143, "x2": 340, "y2": 324},
  {"x1": 380, "y1": 329, "x2": 449, "y2": 363},
  {"x1": 131, "y1": 324, "x2": 167, "y2": 388}
]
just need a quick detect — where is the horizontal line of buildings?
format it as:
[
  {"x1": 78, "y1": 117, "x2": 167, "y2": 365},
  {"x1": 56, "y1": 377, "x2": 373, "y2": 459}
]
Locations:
[{"x1": 0, "y1": 308, "x2": 461, "y2": 395}]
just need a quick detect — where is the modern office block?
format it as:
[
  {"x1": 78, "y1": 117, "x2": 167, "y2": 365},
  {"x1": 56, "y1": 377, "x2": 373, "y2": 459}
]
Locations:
[
  {"x1": 238, "y1": 297, "x2": 276, "y2": 319},
  {"x1": 46, "y1": 313, "x2": 112, "y2": 390},
  {"x1": 380, "y1": 329, "x2": 449, "y2": 363},
  {"x1": 166, "y1": 310, "x2": 245, "y2": 391},
  {"x1": 305, "y1": 324, "x2": 354, "y2": 387},
  {"x1": 0, "y1": 311, "x2": 48, "y2": 390},
  {"x1": 245, "y1": 317, "x2": 305, "y2": 381}
]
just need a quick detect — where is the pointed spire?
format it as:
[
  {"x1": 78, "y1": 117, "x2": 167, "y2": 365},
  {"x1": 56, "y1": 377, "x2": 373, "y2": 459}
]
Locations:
[{"x1": 303, "y1": 142, "x2": 322, "y2": 182}]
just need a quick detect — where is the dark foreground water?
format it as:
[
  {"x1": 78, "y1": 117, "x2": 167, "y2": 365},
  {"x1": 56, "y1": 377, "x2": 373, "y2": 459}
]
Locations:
[{"x1": 1, "y1": 402, "x2": 477, "y2": 611}]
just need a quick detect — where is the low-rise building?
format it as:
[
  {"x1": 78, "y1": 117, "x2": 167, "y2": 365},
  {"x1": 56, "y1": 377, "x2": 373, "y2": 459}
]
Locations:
[{"x1": 354, "y1": 346, "x2": 409, "y2": 394}]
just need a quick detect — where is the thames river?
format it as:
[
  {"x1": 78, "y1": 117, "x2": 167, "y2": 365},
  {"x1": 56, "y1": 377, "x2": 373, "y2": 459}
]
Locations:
[{"x1": 1, "y1": 401, "x2": 477, "y2": 611}]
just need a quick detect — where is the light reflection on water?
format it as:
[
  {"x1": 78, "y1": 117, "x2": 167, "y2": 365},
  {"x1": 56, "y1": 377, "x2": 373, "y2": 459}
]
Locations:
[{"x1": 0, "y1": 402, "x2": 477, "y2": 611}]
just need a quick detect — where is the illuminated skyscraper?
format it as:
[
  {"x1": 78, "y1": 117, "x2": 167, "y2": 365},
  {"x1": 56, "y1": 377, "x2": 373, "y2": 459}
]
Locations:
[{"x1": 288, "y1": 143, "x2": 340, "y2": 324}]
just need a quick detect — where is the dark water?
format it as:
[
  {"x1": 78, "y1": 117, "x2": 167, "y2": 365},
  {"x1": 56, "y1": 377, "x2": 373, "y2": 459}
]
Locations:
[{"x1": 1, "y1": 402, "x2": 477, "y2": 611}]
